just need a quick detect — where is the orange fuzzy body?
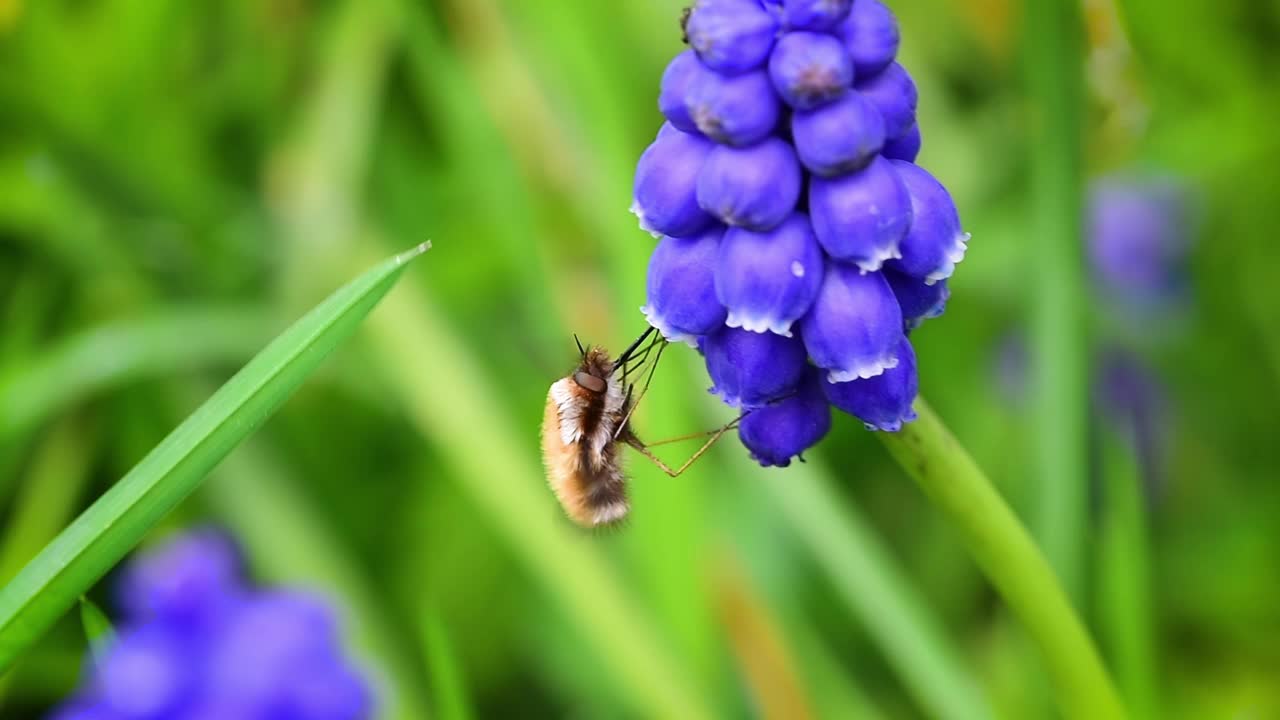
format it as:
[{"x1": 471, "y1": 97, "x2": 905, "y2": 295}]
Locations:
[{"x1": 540, "y1": 350, "x2": 630, "y2": 528}]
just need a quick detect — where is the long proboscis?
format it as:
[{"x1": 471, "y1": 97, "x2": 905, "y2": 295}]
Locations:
[{"x1": 612, "y1": 326, "x2": 656, "y2": 371}]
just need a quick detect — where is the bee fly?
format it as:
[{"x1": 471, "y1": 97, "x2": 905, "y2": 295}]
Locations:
[{"x1": 541, "y1": 327, "x2": 740, "y2": 528}]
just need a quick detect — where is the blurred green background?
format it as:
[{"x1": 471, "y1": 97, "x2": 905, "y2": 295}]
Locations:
[{"x1": 2, "y1": 0, "x2": 1279, "y2": 718}]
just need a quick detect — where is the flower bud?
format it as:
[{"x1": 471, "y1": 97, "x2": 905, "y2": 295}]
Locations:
[
  {"x1": 686, "y1": 0, "x2": 779, "y2": 75},
  {"x1": 659, "y1": 50, "x2": 703, "y2": 133},
  {"x1": 632, "y1": 125, "x2": 716, "y2": 238},
  {"x1": 738, "y1": 368, "x2": 832, "y2": 467},
  {"x1": 839, "y1": 0, "x2": 900, "y2": 77},
  {"x1": 686, "y1": 67, "x2": 782, "y2": 146},
  {"x1": 716, "y1": 213, "x2": 824, "y2": 335},
  {"x1": 886, "y1": 160, "x2": 968, "y2": 284},
  {"x1": 779, "y1": 0, "x2": 853, "y2": 31},
  {"x1": 823, "y1": 335, "x2": 918, "y2": 431},
  {"x1": 792, "y1": 90, "x2": 885, "y2": 176},
  {"x1": 800, "y1": 263, "x2": 903, "y2": 381},
  {"x1": 884, "y1": 268, "x2": 948, "y2": 330},
  {"x1": 697, "y1": 137, "x2": 801, "y2": 231},
  {"x1": 882, "y1": 123, "x2": 921, "y2": 162},
  {"x1": 809, "y1": 155, "x2": 912, "y2": 271},
  {"x1": 768, "y1": 31, "x2": 854, "y2": 110},
  {"x1": 705, "y1": 325, "x2": 808, "y2": 408},
  {"x1": 642, "y1": 228, "x2": 729, "y2": 344},
  {"x1": 855, "y1": 61, "x2": 917, "y2": 140}
]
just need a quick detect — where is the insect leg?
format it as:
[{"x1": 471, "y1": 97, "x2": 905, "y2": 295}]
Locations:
[
  {"x1": 624, "y1": 414, "x2": 743, "y2": 478},
  {"x1": 642, "y1": 428, "x2": 726, "y2": 448}
]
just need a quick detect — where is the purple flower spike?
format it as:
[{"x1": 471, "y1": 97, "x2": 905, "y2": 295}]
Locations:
[
  {"x1": 792, "y1": 90, "x2": 885, "y2": 176},
  {"x1": 659, "y1": 50, "x2": 703, "y2": 133},
  {"x1": 855, "y1": 62, "x2": 917, "y2": 140},
  {"x1": 780, "y1": 0, "x2": 853, "y2": 31},
  {"x1": 116, "y1": 528, "x2": 241, "y2": 626},
  {"x1": 882, "y1": 123, "x2": 921, "y2": 162},
  {"x1": 809, "y1": 155, "x2": 912, "y2": 271},
  {"x1": 697, "y1": 137, "x2": 801, "y2": 231},
  {"x1": 632, "y1": 125, "x2": 715, "y2": 238},
  {"x1": 823, "y1": 335, "x2": 919, "y2": 431},
  {"x1": 885, "y1": 268, "x2": 949, "y2": 330},
  {"x1": 686, "y1": 0, "x2": 779, "y2": 75},
  {"x1": 686, "y1": 68, "x2": 781, "y2": 146},
  {"x1": 642, "y1": 228, "x2": 729, "y2": 345},
  {"x1": 799, "y1": 264, "x2": 903, "y2": 382},
  {"x1": 716, "y1": 213, "x2": 824, "y2": 335},
  {"x1": 738, "y1": 368, "x2": 832, "y2": 467},
  {"x1": 768, "y1": 31, "x2": 854, "y2": 110},
  {"x1": 886, "y1": 160, "x2": 969, "y2": 284},
  {"x1": 704, "y1": 326, "x2": 808, "y2": 408},
  {"x1": 839, "y1": 0, "x2": 901, "y2": 77}
]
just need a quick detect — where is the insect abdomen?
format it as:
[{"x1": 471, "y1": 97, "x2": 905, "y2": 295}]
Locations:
[{"x1": 541, "y1": 383, "x2": 630, "y2": 528}]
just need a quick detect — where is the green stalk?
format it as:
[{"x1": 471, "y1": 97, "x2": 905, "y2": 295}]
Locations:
[
  {"x1": 879, "y1": 400, "x2": 1126, "y2": 720},
  {"x1": 1097, "y1": 428, "x2": 1158, "y2": 719},
  {"x1": 1026, "y1": 0, "x2": 1088, "y2": 600}
]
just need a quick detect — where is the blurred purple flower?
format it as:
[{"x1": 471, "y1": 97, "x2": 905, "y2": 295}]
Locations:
[
  {"x1": 50, "y1": 530, "x2": 374, "y2": 720},
  {"x1": 1088, "y1": 176, "x2": 1193, "y2": 320}
]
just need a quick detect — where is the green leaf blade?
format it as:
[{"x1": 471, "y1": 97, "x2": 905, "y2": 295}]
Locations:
[
  {"x1": 0, "y1": 244, "x2": 429, "y2": 673},
  {"x1": 78, "y1": 596, "x2": 115, "y2": 661}
]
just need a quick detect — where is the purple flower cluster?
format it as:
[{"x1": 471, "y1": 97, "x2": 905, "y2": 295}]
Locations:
[
  {"x1": 635, "y1": 0, "x2": 967, "y2": 466},
  {"x1": 50, "y1": 530, "x2": 373, "y2": 720}
]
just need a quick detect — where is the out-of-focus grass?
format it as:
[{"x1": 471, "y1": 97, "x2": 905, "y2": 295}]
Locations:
[
  {"x1": 2, "y1": 0, "x2": 1280, "y2": 717},
  {"x1": 1096, "y1": 428, "x2": 1157, "y2": 720},
  {"x1": 0, "y1": 245, "x2": 425, "y2": 673}
]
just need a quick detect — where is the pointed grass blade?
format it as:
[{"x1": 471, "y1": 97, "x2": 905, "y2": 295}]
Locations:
[
  {"x1": 78, "y1": 597, "x2": 115, "y2": 663},
  {"x1": 0, "y1": 243, "x2": 430, "y2": 673}
]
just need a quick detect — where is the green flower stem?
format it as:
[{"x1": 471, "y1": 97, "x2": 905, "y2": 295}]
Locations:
[{"x1": 878, "y1": 399, "x2": 1127, "y2": 720}]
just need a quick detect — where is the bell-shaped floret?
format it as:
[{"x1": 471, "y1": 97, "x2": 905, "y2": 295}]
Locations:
[
  {"x1": 642, "y1": 227, "x2": 729, "y2": 345},
  {"x1": 799, "y1": 263, "x2": 903, "y2": 382},
  {"x1": 738, "y1": 368, "x2": 832, "y2": 467},
  {"x1": 704, "y1": 325, "x2": 808, "y2": 408},
  {"x1": 885, "y1": 160, "x2": 969, "y2": 284},
  {"x1": 632, "y1": 125, "x2": 716, "y2": 238},
  {"x1": 716, "y1": 213, "x2": 825, "y2": 336},
  {"x1": 823, "y1": 335, "x2": 918, "y2": 431},
  {"x1": 809, "y1": 155, "x2": 912, "y2": 271},
  {"x1": 697, "y1": 137, "x2": 802, "y2": 231}
]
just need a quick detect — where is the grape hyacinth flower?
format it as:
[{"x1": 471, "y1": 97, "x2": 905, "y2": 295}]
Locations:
[
  {"x1": 635, "y1": 0, "x2": 969, "y2": 466},
  {"x1": 1087, "y1": 176, "x2": 1193, "y2": 323},
  {"x1": 50, "y1": 529, "x2": 374, "y2": 720}
]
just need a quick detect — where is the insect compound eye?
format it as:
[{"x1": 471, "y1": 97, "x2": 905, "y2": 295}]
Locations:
[{"x1": 573, "y1": 371, "x2": 607, "y2": 393}]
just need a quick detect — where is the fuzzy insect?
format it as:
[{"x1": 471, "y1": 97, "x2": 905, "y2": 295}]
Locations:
[{"x1": 540, "y1": 328, "x2": 739, "y2": 528}]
